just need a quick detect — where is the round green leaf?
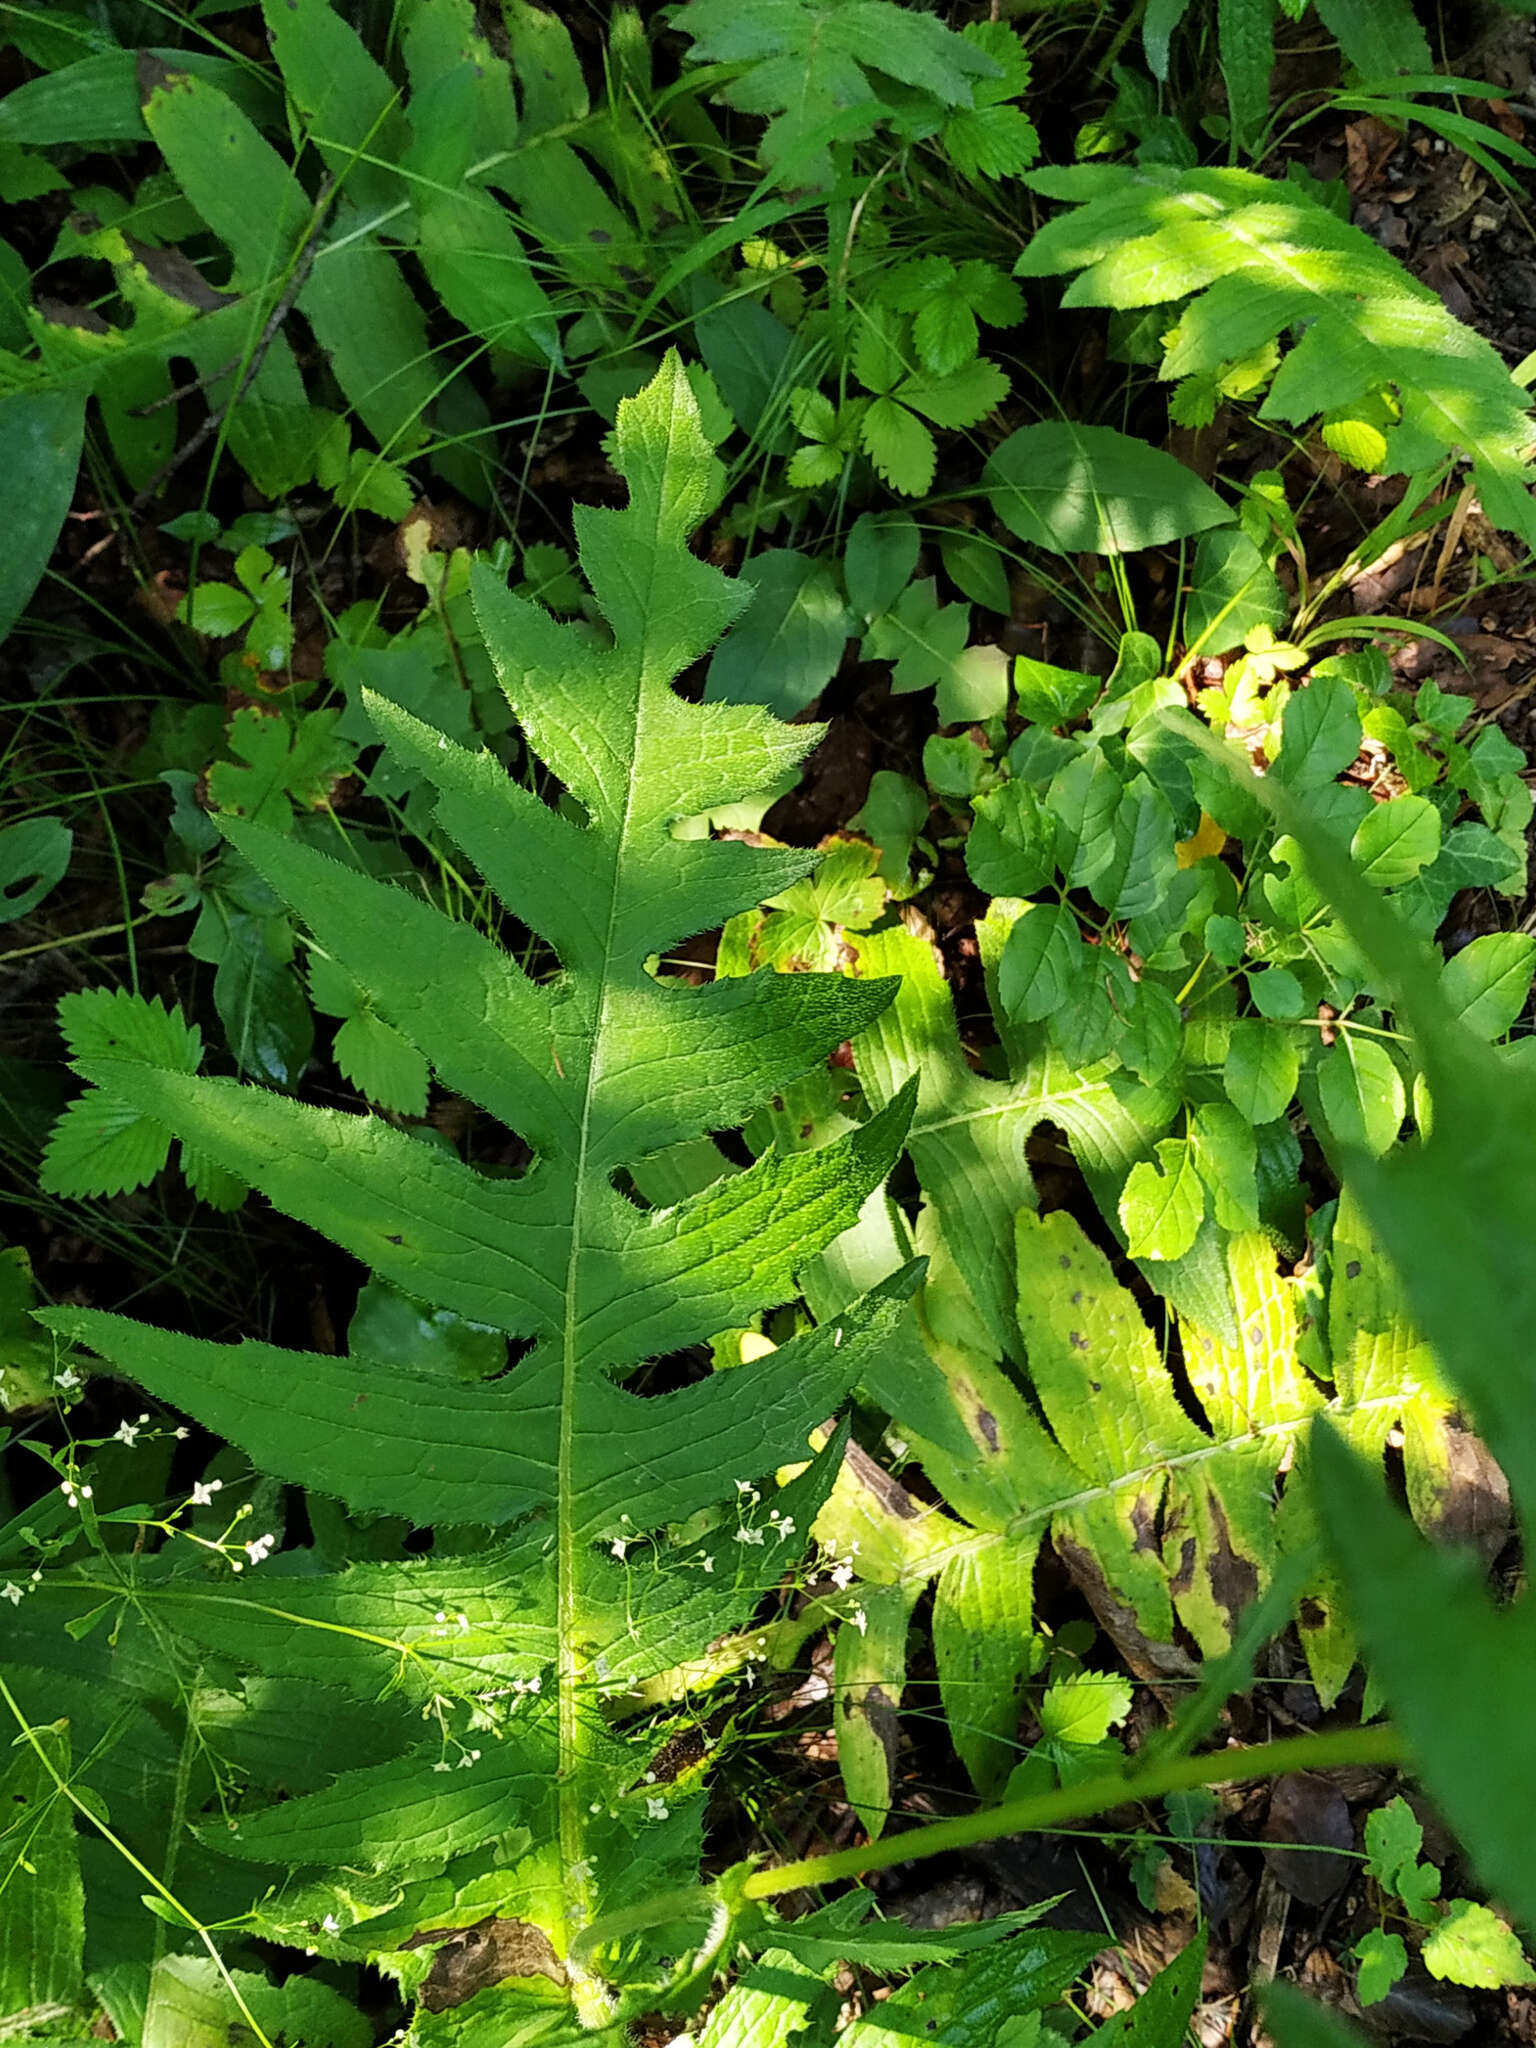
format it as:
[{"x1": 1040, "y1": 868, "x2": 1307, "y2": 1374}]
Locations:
[
  {"x1": 1223, "y1": 1018, "x2": 1300, "y2": 1125},
  {"x1": 1439, "y1": 932, "x2": 1535, "y2": 1042},
  {"x1": 1351, "y1": 795, "x2": 1441, "y2": 889},
  {"x1": 1316, "y1": 1034, "x2": 1406, "y2": 1157},
  {"x1": 982, "y1": 420, "x2": 1228, "y2": 556}
]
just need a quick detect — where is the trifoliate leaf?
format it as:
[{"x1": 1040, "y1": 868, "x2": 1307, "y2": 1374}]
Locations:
[
  {"x1": 897, "y1": 357, "x2": 1009, "y2": 431},
  {"x1": 40, "y1": 1090, "x2": 175, "y2": 1199},
  {"x1": 862, "y1": 578, "x2": 971, "y2": 695},
  {"x1": 58, "y1": 988, "x2": 202, "y2": 1070}
]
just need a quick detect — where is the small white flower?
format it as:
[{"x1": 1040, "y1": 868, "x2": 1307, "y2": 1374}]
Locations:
[
  {"x1": 244, "y1": 1534, "x2": 276, "y2": 1566},
  {"x1": 54, "y1": 1367, "x2": 82, "y2": 1392},
  {"x1": 569, "y1": 1859, "x2": 592, "y2": 1884},
  {"x1": 645, "y1": 1796, "x2": 669, "y2": 1822},
  {"x1": 432, "y1": 1760, "x2": 452, "y2": 1773},
  {"x1": 175, "y1": 1427, "x2": 189, "y2": 1440},
  {"x1": 611, "y1": 1538, "x2": 627, "y2": 1560},
  {"x1": 113, "y1": 1421, "x2": 141, "y2": 1448},
  {"x1": 457, "y1": 1613, "x2": 470, "y2": 1633},
  {"x1": 189, "y1": 1479, "x2": 222, "y2": 1508},
  {"x1": 701, "y1": 1555, "x2": 715, "y2": 1575},
  {"x1": 733, "y1": 1526, "x2": 764, "y2": 1546},
  {"x1": 321, "y1": 1914, "x2": 340, "y2": 1936},
  {"x1": 1, "y1": 1582, "x2": 23, "y2": 1607},
  {"x1": 851, "y1": 1607, "x2": 868, "y2": 1636},
  {"x1": 435, "y1": 1611, "x2": 447, "y2": 1624},
  {"x1": 829, "y1": 1561, "x2": 854, "y2": 1591}
]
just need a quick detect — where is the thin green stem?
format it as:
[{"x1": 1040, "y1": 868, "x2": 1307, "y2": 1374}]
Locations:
[
  {"x1": 0, "y1": 913, "x2": 162, "y2": 967},
  {"x1": 575, "y1": 1724, "x2": 1404, "y2": 1961},
  {"x1": 743, "y1": 1725, "x2": 1404, "y2": 1898}
]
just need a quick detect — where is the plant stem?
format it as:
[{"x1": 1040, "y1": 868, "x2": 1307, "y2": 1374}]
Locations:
[
  {"x1": 740, "y1": 1724, "x2": 1405, "y2": 1898},
  {"x1": 573, "y1": 1723, "x2": 1404, "y2": 1961},
  {"x1": 0, "y1": 913, "x2": 160, "y2": 966}
]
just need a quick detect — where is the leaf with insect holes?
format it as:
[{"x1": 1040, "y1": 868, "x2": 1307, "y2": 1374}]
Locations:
[{"x1": 34, "y1": 360, "x2": 921, "y2": 2014}]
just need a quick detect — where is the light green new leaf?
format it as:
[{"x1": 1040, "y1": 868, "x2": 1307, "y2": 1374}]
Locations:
[
  {"x1": 1038, "y1": 1670, "x2": 1132, "y2": 1747},
  {"x1": 1421, "y1": 1902, "x2": 1534, "y2": 1989},
  {"x1": 1350, "y1": 795, "x2": 1440, "y2": 888},
  {"x1": 36, "y1": 361, "x2": 917, "y2": 1997},
  {"x1": 1314, "y1": 1034, "x2": 1405, "y2": 1157},
  {"x1": 1120, "y1": 1137, "x2": 1204, "y2": 1261},
  {"x1": 833, "y1": 1582, "x2": 916, "y2": 1838}
]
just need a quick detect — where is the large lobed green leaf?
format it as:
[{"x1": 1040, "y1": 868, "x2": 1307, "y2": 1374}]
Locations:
[
  {"x1": 37, "y1": 358, "x2": 916, "y2": 2013},
  {"x1": 1018, "y1": 162, "x2": 1536, "y2": 546}
]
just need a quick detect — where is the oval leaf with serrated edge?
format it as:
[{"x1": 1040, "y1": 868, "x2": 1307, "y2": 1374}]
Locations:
[
  {"x1": 1274, "y1": 676, "x2": 1363, "y2": 791},
  {"x1": 1316, "y1": 1034, "x2": 1406, "y2": 1157},
  {"x1": 966, "y1": 782, "x2": 1053, "y2": 897},
  {"x1": 1223, "y1": 1020, "x2": 1300, "y2": 1126},
  {"x1": 983, "y1": 420, "x2": 1228, "y2": 556},
  {"x1": 1351, "y1": 795, "x2": 1441, "y2": 888},
  {"x1": 998, "y1": 902, "x2": 1083, "y2": 1022},
  {"x1": 1440, "y1": 932, "x2": 1535, "y2": 1042}
]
